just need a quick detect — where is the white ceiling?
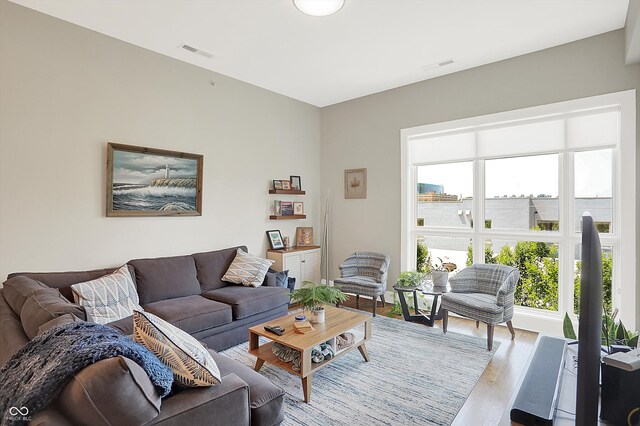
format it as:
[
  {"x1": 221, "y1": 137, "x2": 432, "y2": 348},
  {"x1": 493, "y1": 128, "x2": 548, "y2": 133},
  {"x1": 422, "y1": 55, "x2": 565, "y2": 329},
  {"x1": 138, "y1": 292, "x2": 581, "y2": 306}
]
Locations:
[{"x1": 10, "y1": 0, "x2": 630, "y2": 107}]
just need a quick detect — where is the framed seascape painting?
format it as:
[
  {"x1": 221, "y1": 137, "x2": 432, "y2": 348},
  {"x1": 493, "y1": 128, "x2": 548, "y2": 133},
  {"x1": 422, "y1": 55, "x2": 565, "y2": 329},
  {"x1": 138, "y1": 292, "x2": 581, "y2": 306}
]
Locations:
[{"x1": 106, "y1": 143, "x2": 203, "y2": 217}]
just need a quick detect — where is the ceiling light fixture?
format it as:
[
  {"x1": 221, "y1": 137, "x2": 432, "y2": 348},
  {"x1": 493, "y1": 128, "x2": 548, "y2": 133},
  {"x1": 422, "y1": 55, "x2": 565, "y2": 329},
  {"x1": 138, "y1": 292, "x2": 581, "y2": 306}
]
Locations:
[{"x1": 293, "y1": 0, "x2": 345, "y2": 17}]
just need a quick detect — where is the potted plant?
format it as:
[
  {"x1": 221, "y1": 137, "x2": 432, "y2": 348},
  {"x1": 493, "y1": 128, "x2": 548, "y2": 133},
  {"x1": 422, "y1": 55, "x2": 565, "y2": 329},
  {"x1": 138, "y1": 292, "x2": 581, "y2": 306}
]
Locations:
[
  {"x1": 396, "y1": 271, "x2": 428, "y2": 289},
  {"x1": 290, "y1": 281, "x2": 348, "y2": 324},
  {"x1": 432, "y1": 257, "x2": 456, "y2": 286}
]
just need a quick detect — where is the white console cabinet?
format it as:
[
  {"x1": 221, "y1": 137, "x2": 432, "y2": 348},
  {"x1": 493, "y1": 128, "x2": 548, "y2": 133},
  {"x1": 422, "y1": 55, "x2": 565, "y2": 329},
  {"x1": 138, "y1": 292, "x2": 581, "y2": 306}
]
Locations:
[{"x1": 267, "y1": 246, "x2": 321, "y2": 288}]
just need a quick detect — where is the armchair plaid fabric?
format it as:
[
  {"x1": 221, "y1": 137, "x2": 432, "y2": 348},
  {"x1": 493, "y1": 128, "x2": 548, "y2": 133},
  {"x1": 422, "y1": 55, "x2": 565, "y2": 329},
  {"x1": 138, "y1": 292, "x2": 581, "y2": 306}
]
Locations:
[
  {"x1": 334, "y1": 252, "x2": 390, "y2": 316},
  {"x1": 442, "y1": 264, "x2": 519, "y2": 350}
]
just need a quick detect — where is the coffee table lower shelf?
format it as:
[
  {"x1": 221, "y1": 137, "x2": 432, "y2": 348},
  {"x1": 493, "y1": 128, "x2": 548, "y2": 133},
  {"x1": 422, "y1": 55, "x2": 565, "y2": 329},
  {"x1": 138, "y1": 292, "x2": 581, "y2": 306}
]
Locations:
[{"x1": 249, "y1": 339, "x2": 369, "y2": 377}]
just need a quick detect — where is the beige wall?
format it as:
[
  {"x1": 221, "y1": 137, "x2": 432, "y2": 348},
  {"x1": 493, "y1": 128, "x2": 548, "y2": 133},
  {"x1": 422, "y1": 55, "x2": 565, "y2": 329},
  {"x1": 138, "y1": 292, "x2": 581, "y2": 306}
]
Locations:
[
  {"x1": 0, "y1": 1, "x2": 321, "y2": 279},
  {"x1": 321, "y1": 30, "x2": 640, "y2": 328}
]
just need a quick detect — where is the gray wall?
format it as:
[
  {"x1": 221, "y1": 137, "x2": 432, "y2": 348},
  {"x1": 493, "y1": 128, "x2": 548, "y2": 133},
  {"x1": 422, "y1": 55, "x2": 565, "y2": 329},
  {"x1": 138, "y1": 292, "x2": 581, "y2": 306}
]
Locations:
[
  {"x1": 0, "y1": 1, "x2": 321, "y2": 279},
  {"x1": 320, "y1": 30, "x2": 640, "y2": 328}
]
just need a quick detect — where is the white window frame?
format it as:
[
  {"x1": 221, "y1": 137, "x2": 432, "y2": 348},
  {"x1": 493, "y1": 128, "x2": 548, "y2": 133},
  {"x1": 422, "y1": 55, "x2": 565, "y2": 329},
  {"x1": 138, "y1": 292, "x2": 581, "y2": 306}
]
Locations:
[{"x1": 400, "y1": 90, "x2": 636, "y2": 335}]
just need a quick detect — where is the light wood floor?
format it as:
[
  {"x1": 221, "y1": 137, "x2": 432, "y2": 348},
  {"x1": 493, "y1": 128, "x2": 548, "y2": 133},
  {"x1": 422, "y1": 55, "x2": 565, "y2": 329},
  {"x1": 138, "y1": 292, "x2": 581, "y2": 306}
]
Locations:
[{"x1": 339, "y1": 297, "x2": 538, "y2": 425}]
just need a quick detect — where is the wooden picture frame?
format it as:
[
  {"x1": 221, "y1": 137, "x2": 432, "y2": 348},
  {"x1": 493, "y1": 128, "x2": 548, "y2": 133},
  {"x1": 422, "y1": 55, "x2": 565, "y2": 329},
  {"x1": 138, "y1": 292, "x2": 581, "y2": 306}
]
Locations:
[
  {"x1": 296, "y1": 227, "x2": 314, "y2": 247},
  {"x1": 106, "y1": 142, "x2": 203, "y2": 217},
  {"x1": 290, "y1": 175, "x2": 302, "y2": 190},
  {"x1": 273, "y1": 180, "x2": 283, "y2": 190},
  {"x1": 345, "y1": 168, "x2": 367, "y2": 199},
  {"x1": 282, "y1": 180, "x2": 291, "y2": 190},
  {"x1": 266, "y1": 229, "x2": 285, "y2": 250}
]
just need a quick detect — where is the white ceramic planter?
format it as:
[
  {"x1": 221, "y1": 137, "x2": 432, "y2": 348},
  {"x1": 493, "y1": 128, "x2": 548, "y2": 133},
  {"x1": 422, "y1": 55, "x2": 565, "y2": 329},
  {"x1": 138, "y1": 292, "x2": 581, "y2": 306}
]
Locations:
[
  {"x1": 432, "y1": 271, "x2": 449, "y2": 286},
  {"x1": 310, "y1": 307, "x2": 325, "y2": 324}
]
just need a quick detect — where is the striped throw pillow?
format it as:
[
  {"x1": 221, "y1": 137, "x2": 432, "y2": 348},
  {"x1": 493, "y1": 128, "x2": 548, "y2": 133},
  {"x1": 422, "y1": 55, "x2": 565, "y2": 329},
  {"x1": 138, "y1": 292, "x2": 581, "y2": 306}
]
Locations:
[
  {"x1": 133, "y1": 310, "x2": 221, "y2": 387},
  {"x1": 222, "y1": 248, "x2": 274, "y2": 287}
]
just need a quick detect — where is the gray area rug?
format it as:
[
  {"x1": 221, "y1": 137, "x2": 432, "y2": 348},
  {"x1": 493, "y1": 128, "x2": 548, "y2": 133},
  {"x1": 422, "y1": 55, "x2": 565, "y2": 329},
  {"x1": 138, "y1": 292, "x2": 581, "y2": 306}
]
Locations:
[{"x1": 222, "y1": 313, "x2": 498, "y2": 425}]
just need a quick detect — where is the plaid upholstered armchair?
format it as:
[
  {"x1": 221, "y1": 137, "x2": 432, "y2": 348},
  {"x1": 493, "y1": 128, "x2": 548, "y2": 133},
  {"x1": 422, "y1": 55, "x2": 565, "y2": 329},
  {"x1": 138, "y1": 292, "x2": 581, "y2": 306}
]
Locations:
[
  {"x1": 441, "y1": 264, "x2": 519, "y2": 351},
  {"x1": 334, "y1": 252, "x2": 390, "y2": 316}
]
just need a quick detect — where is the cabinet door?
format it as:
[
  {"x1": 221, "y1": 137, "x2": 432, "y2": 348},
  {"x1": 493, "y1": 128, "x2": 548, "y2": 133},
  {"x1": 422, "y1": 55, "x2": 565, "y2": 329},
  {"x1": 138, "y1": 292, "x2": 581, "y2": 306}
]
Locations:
[
  {"x1": 283, "y1": 252, "x2": 303, "y2": 288},
  {"x1": 301, "y1": 249, "x2": 321, "y2": 284}
]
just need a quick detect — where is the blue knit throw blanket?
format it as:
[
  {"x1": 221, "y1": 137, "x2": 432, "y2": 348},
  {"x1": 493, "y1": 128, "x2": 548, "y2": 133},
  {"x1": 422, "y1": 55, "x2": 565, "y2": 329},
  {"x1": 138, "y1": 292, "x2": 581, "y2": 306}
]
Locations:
[{"x1": 0, "y1": 322, "x2": 173, "y2": 424}]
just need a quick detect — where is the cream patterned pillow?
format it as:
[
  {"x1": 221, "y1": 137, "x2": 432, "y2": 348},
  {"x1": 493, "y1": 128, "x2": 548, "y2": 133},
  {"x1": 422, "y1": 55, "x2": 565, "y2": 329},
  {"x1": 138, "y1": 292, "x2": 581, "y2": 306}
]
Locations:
[
  {"x1": 222, "y1": 248, "x2": 274, "y2": 287},
  {"x1": 133, "y1": 310, "x2": 221, "y2": 387},
  {"x1": 71, "y1": 265, "x2": 142, "y2": 325}
]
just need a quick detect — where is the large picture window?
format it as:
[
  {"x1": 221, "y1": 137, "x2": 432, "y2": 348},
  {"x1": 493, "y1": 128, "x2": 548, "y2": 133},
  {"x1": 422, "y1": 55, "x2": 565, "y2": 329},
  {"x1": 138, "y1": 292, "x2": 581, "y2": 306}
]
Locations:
[{"x1": 401, "y1": 91, "x2": 636, "y2": 334}]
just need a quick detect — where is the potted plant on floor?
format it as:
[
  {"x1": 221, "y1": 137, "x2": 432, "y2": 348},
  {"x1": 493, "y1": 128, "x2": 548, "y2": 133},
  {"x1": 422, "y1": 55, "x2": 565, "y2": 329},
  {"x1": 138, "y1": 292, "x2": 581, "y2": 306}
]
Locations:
[{"x1": 290, "y1": 281, "x2": 348, "y2": 324}]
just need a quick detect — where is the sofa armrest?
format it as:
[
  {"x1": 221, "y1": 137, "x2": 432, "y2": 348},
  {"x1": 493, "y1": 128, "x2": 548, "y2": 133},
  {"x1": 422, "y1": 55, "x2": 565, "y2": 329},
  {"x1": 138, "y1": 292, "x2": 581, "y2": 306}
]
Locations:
[{"x1": 147, "y1": 373, "x2": 250, "y2": 426}]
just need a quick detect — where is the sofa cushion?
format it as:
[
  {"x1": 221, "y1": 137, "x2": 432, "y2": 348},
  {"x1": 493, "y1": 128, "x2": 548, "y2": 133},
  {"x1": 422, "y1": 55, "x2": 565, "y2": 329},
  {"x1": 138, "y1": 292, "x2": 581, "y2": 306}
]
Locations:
[
  {"x1": 142, "y1": 295, "x2": 232, "y2": 334},
  {"x1": 221, "y1": 249, "x2": 274, "y2": 288},
  {"x1": 129, "y1": 255, "x2": 201, "y2": 304},
  {"x1": 7, "y1": 266, "x2": 136, "y2": 302},
  {"x1": 21, "y1": 289, "x2": 88, "y2": 339},
  {"x1": 71, "y1": 265, "x2": 142, "y2": 325},
  {"x1": 203, "y1": 286, "x2": 289, "y2": 320},
  {"x1": 0, "y1": 290, "x2": 29, "y2": 367},
  {"x1": 107, "y1": 315, "x2": 134, "y2": 335},
  {"x1": 2, "y1": 276, "x2": 50, "y2": 315},
  {"x1": 209, "y1": 349, "x2": 284, "y2": 426},
  {"x1": 37, "y1": 313, "x2": 83, "y2": 336},
  {"x1": 134, "y1": 310, "x2": 221, "y2": 387},
  {"x1": 56, "y1": 356, "x2": 161, "y2": 426},
  {"x1": 193, "y1": 246, "x2": 248, "y2": 291},
  {"x1": 264, "y1": 269, "x2": 289, "y2": 288}
]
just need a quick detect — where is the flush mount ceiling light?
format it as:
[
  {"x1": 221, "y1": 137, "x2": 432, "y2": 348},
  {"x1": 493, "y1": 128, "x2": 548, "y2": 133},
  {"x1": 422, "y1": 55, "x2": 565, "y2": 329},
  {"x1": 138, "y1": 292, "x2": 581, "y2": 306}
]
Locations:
[{"x1": 293, "y1": 0, "x2": 345, "y2": 17}]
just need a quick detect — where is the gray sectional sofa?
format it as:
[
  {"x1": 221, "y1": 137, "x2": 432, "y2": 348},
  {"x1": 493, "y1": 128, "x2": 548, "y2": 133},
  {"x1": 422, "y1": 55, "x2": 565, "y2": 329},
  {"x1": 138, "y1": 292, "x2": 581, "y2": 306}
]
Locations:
[{"x1": 0, "y1": 245, "x2": 291, "y2": 426}]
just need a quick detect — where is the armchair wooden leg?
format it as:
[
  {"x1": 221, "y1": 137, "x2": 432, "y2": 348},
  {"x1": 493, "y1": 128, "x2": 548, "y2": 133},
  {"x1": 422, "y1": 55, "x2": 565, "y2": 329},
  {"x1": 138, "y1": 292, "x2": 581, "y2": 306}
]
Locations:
[
  {"x1": 356, "y1": 295, "x2": 360, "y2": 309},
  {"x1": 476, "y1": 320, "x2": 480, "y2": 328},
  {"x1": 506, "y1": 320, "x2": 516, "y2": 340},
  {"x1": 442, "y1": 309, "x2": 448, "y2": 333},
  {"x1": 372, "y1": 298, "x2": 377, "y2": 317},
  {"x1": 380, "y1": 294, "x2": 386, "y2": 307},
  {"x1": 487, "y1": 324, "x2": 495, "y2": 351}
]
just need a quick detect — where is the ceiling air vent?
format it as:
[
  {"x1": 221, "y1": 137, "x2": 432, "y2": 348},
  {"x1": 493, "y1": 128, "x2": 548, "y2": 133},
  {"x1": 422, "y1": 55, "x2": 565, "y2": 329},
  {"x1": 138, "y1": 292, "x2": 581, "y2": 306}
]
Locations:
[
  {"x1": 180, "y1": 44, "x2": 214, "y2": 59},
  {"x1": 422, "y1": 58, "x2": 455, "y2": 72}
]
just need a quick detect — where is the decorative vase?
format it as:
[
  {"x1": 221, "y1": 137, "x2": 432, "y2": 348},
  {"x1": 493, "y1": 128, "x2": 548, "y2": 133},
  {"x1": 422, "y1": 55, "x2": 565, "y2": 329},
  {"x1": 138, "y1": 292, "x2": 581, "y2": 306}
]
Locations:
[
  {"x1": 432, "y1": 271, "x2": 449, "y2": 286},
  {"x1": 310, "y1": 307, "x2": 325, "y2": 324}
]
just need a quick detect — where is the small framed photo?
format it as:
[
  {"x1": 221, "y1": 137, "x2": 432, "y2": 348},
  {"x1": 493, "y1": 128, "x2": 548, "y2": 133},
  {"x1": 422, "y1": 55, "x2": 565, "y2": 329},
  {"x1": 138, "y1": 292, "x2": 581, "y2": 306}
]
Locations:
[
  {"x1": 345, "y1": 168, "x2": 367, "y2": 199},
  {"x1": 266, "y1": 229, "x2": 285, "y2": 250},
  {"x1": 282, "y1": 180, "x2": 291, "y2": 190},
  {"x1": 296, "y1": 227, "x2": 314, "y2": 247},
  {"x1": 290, "y1": 176, "x2": 301, "y2": 190},
  {"x1": 273, "y1": 180, "x2": 283, "y2": 190},
  {"x1": 293, "y1": 202, "x2": 304, "y2": 215}
]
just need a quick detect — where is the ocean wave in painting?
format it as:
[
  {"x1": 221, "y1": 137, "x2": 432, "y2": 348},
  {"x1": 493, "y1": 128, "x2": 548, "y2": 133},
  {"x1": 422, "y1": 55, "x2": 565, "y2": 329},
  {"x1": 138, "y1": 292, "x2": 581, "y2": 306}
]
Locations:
[{"x1": 112, "y1": 179, "x2": 196, "y2": 211}]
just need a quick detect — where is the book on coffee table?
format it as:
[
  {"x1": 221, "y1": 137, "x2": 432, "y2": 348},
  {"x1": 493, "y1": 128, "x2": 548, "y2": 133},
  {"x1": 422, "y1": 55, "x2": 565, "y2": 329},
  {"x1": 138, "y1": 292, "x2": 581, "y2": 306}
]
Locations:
[{"x1": 293, "y1": 320, "x2": 314, "y2": 334}]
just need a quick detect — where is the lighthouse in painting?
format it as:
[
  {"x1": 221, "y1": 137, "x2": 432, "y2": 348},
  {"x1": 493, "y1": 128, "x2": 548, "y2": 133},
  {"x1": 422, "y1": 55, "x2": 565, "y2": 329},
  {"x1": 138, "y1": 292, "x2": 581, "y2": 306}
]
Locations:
[{"x1": 165, "y1": 164, "x2": 170, "y2": 179}]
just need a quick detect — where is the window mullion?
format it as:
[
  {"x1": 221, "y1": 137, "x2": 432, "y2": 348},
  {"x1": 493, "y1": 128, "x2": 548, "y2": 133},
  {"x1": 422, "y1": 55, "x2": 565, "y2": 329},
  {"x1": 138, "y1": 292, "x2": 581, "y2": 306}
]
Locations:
[{"x1": 474, "y1": 157, "x2": 484, "y2": 264}]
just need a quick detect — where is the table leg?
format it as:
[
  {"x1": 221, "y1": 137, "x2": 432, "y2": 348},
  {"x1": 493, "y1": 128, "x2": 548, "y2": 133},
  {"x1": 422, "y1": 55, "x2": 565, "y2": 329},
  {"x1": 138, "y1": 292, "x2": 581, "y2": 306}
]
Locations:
[
  {"x1": 357, "y1": 343, "x2": 370, "y2": 362},
  {"x1": 254, "y1": 358, "x2": 265, "y2": 372},
  {"x1": 302, "y1": 374, "x2": 312, "y2": 403},
  {"x1": 249, "y1": 331, "x2": 259, "y2": 351},
  {"x1": 396, "y1": 290, "x2": 412, "y2": 321},
  {"x1": 427, "y1": 294, "x2": 440, "y2": 326}
]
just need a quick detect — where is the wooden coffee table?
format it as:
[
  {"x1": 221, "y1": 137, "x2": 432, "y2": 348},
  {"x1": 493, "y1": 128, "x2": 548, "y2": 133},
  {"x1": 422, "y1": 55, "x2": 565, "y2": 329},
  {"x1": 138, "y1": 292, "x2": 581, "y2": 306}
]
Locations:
[{"x1": 248, "y1": 307, "x2": 372, "y2": 402}]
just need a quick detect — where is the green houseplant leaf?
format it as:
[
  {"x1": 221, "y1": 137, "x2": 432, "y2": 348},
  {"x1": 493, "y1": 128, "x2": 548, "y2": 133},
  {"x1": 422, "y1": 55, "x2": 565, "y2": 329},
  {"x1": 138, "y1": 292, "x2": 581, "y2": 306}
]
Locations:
[
  {"x1": 563, "y1": 312, "x2": 576, "y2": 340},
  {"x1": 290, "y1": 281, "x2": 348, "y2": 311}
]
